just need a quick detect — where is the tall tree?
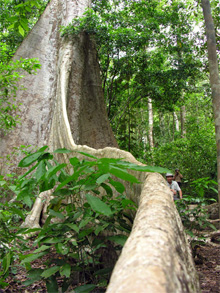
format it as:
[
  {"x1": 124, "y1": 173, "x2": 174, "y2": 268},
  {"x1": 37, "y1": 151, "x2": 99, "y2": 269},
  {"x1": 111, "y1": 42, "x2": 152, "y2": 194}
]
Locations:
[
  {"x1": 201, "y1": 0, "x2": 220, "y2": 220},
  {"x1": 0, "y1": 0, "x2": 200, "y2": 290}
]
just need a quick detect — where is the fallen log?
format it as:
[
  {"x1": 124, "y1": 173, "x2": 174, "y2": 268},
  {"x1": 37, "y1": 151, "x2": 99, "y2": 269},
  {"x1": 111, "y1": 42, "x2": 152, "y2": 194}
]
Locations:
[{"x1": 106, "y1": 172, "x2": 200, "y2": 293}]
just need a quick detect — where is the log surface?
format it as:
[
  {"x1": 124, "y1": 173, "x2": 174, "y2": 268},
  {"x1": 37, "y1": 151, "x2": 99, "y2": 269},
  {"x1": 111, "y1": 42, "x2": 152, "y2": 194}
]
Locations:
[{"x1": 106, "y1": 173, "x2": 200, "y2": 293}]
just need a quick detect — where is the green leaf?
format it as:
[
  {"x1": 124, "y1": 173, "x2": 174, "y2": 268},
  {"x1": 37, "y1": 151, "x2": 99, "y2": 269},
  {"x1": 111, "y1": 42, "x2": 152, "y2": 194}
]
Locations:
[
  {"x1": 41, "y1": 237, "x2": 62, "y2": 244},
  {"x1": 35, "y1": 160, "x2": 46, "y2": 181},
  {"x1": 20, "y1": 252, "x2": 47, "y2": 264},
  {"x1": 18, "y1": 152, "x2": 43, "y2": 167},
  {"x1": 2, "y1": 253, "x2": 11, "y2": 275},
  {"x1": 46, "y1": 163, "x2": 67, "y2": 179},
  {"x1": 76, "y1": 151, "x2": 97, "y2": 159},
  {"x1": 79, "y1": 217, "x2": 91, "y2": 229},
  {"x1": 74, "y1": 284, "x2": 96, "y2": 293},
  {"x1": 18, "y1": 25, "x2": 25, "y2": 36},
  {"x1": 109, "y1": 177, "x2": 125, "y2": 193},
  {"x1": 49, "y1": 209, "x2": 65, "y2": 220},
  {"x1": 46, "y1": 276, "x2": 59, "y2": 293},
  {"x1": 85, "y1": 194, "x2": 113, "y2": 216},
  {"x1": 54, "y1": 148, "x2": 72, "y2": 153},
  {"x1": 109, "y1": 166, "x2": 140, "y2": 183},
  {"x1": 41, "y1": 266, "x2": 60, "y2": 278},
  {"x1": 114, "y1": 161, "x2": 170, "y2": 174},
  {"x1": 94, "y1": 267, "x2": 112, "y2": 276},
  {"x1": 69, "y1": 157, "x2": 80, "y2": 166},
  {"x1": 10, "y1": 207, "x2": 25, "y2": 220},
  {"x1": 101, "y1": 183, "x2": 113, "y2": 196},
  {"x1": 78, "y1": 228, "x2": 93, "y2": 239},
  {"x1": 96, "y1": 173, "x2": 110, "y2": 184},
  {"x1": 108, "y1": 235, "x2": 128, "y2": 246},
  {"x1": 34, "y1": 245, "x2": 51, "y2": 253},
  {"x1": 60, "y1": 263, "x2": 71, "y2": 278},
  {"x1": 23, "y1": 269, "x2": 43, "y2": 285},
  {"x1": 57, "y1": 243, "x2": 69, "y2": 255},
  {"x1": 94, "y1": 223, "x2": 109, "y2": 236}
]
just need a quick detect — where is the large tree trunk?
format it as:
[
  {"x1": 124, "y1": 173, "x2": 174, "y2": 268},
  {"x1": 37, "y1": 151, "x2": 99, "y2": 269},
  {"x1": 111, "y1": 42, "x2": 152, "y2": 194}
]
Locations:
[
  {"x1": 0, "y1": 0, "x2": 200, "y2": 291},
  {"x1": 0, "y1": 0, "x2": 117, "y2": 174},
  {"x1": 201, "y1": 0, "x2": 220, "y2": 222}
]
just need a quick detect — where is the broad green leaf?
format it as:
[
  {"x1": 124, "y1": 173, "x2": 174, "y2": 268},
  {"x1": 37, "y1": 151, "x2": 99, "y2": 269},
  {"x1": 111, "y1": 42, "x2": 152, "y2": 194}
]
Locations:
[
  {"x1": 35, "y1": 160, "x2": 46, "y2": 181},
  {"x1": 18, "y1": 152, "x2": 43, "y2": 167},
  {"x1": 85, "y1": 194, "x2": 113, "y2": 216},
  {"x1": 76, "y1": 151, "x2": 97, "y2": 159},
  {"x1": 37, "y1": 146, "x2": 49, "y2": 152},
  {"x1": 74, "y1": 284, "x2": 96, "y2": 293},
  {"x1": 108, "y1": 235, "x2": 128, "y2": 246},
  {"x1": 79, "y1": 217, "x2": 91, "y2": 229},
  {"x1": 46, "y1": 276, "x2": 58, "y2": 292},
  {"x1": 60, "y1": 263, "x2": 71, "y2": 278},
  {"x1": 109, "y1": 177, "x2": 125, "y2": 193},
  {"x1": 54, "y1": 148, "x2": 72, "y2": 153},
  {"x1": 10, "y1": 207, "x2": 25, "y2": 220},
  {"x1": 41, "y1": 237, "x2": 62, "y2": 244},
  {"x1": 49, "y1": 209, "x2": 65, "y2": 220},
  {"x1": 19, "y1": 161, "x2": 40, "y2": 179},
  {"x1": 101, "y1": 183, "x2": 113, "y2": 196},
  {"x1": 53, "y1": 188, "x2": 72, "y2": 196},
  {"x1": 46, "y1": 163, "x2": 67, "y2": 179},
  {"x1": 113, "y1": 161, "x2": 170, "y2": 174},
  {"x1": 57, "y1": 243, "x2": 69, "y2": 255},
  {"x1": 0, "y1": 181, "x2": 6, "y2": 186},
  {"x1": 18, "y1": 25, "x2": 24, "y2": 36},
  {"x1": 96, "y1": 173, "x2": 110, "y2": 184},
  {"x1": 94, "y1": 223, "x2": 109, "y2": 236},
  {"x1": 3, "y1": 253, "x2": 11, "y2": 274},
  {"x1": 78, "y1": 228, "x2": 93, "y2": 239},
  {"x1": 69, "y1": 157, "x2": 80, "y2": 166},
  {"x1": 21, "y1": 252, "x2": 47, "y2": 264},
  {"x1": 41, "y1": 266, "x2": 60, "y2": 278},
  {"x1": 109, "y1": 166, "x2": 140, "y2": 183},
  {"x1": 23, "y1": 269, "x2": 43, "y2": 285},
  {"x1": 94, "y1": 267, "x2": 112, "y2": 276},
  {"x1": 34, "y1": 245, "x2": 51, "y2": 253},
  {"x1": 20, "y1": 18, "x2": 29, "y2": 31}
]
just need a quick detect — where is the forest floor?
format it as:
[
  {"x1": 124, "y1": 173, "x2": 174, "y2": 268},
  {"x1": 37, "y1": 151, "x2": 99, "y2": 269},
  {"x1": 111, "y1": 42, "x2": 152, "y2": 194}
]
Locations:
[{"x1": 3, "y1": 238, "x2": 220, "y2": 293}]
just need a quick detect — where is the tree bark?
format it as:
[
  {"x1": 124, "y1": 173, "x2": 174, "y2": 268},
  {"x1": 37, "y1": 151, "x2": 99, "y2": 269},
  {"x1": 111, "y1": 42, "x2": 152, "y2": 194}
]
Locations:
[
  {"x1": 148, "y1": 98, "x2": 154, "y2": 149},
  {"x1": 201, "y1": 0, "x2": 220, "y2": 222},
  {"x1": 0, "y1": 0, "x2": 117, "y2": 174},
  {"x1": 106, "y1": 173, "x2": 200, "y2": 292},
  {"x1": 180, "y1": 105, "x2": 186, "y2": 138},
  {"x1": 173, "y1": 111, "x2": 180, "y2": 132}
]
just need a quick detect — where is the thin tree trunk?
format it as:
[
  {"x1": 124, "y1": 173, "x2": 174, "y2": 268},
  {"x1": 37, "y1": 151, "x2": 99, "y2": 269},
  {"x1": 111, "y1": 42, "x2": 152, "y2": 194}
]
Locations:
[
  {"x1": 201, "y1": 0, "x2": 220, "y2": 222},
  {"x1": 148, "y1": 98, "x2": 154, "y2": 149},
  {"x1": 180, "y1": 105, "x2": 186, "y2": 138},
  {"x1": 159, "y1": 112, "x2": 165, "y2": 137},
  {"x1": 173, "y1": 111, "x2": 179, "y2": 132}
]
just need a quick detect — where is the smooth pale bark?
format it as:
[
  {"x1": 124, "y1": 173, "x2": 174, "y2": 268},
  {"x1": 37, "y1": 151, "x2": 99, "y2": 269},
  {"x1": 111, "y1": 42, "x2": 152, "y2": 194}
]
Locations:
[
  {"x1": 148, "y1": 98, "x2": 154, "y2": 149},
  {"x1": 0, "y1": 0, "x2": 117, "y2": 174},
  {"x1": 201, "y1": 0, "x2": 220, "y2": 221},
  {"x1": 180, "y1": 105, "x2": 186, "y2": 138},
  {"x1": 174, "y1": 111, "x2": 180, "y2": 132},
  {"x1": 107, "y1": 173, "x2": 200, "y2": 293},
  {"x1": 0, "y1": 0, "x2": 200, "y2": 290}
]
